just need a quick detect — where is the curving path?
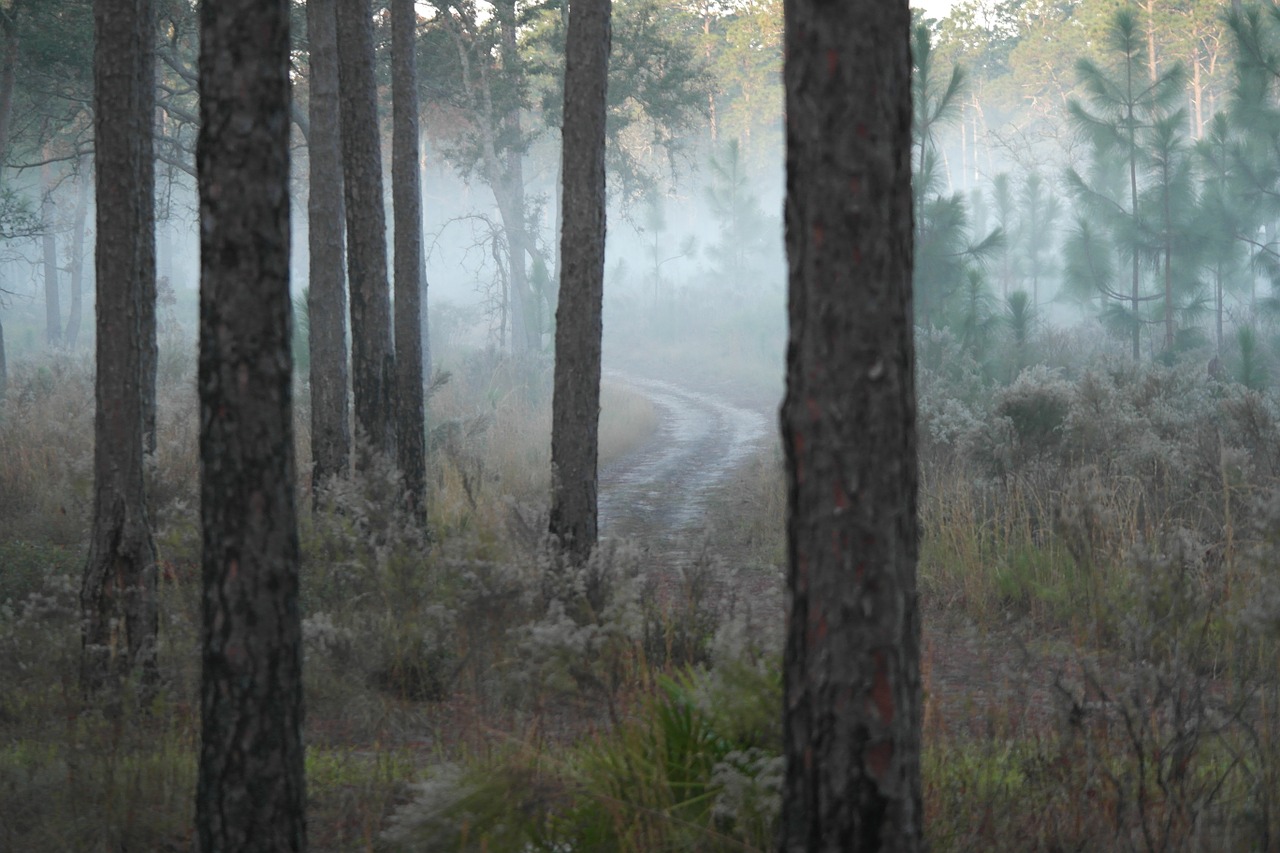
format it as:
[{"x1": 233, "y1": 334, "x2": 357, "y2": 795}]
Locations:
[{"x1": 597, "y1": 373, "x2": 772, "y2": 542}]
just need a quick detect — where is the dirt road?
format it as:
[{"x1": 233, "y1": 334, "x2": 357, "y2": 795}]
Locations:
[{"x1": 598, "y1": 373, "x2": 772, "y2": 542}]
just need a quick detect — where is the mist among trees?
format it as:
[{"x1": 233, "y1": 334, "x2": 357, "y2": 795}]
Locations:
[{"x1": 4, "y1": 0, "x2": 1280, "y2": 849}]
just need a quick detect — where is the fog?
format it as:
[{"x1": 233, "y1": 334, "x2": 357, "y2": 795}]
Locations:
[{"x1": 10, "y1": 1, "x2": 1280, "y2": 848}]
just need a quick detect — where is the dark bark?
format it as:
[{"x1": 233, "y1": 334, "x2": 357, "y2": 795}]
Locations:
[
  {"x1": 195, "y1": 0, "x2": 306, "y2": 848},
  {"x1": 65, "y1": 155, "x2": 91, "y2": 350},
  {"x1": 549, "y1": 0, "x2": 610, "y2": 563},
  {"x1": 779, "y1": 0, "x2": 921, "y2": 850},
  {"x1": 336, "y1": 0, "x2": 395, "y2": 459},
  {"x1": 391, "y1": 0, "x2": 428, "y2": 522},
  {"x1": 41, "y1": 155, "x2": 62, "y2": 349},
  {"x1": 81, "y1": 0, "x2": 158, "y2": 696},
  {"x1": 306, "y1": 0, "x2": 350, "y2": 492}
]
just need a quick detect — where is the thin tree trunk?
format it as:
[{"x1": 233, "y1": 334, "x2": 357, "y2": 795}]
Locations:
[
  {"x1": 1191, "y1": 51, "x2": 1203, "y2": 137},
  {"x1": 1127, "y1": 60, "x2": 1142, "y2": 361},
  {"x1": 495, "y1": 0, "x2": 535, "y2": 355},
  {"x1": 0, "y1": 11, "x2": 16, "y2": 166},
  {"x1": 336, "y1": 0, "x2": 396, "y2": 460},
  {"x1": 81, "y1": 0, "x2": 159, "y2": 697},
  {"x1": 550, "y1": 0, "x2": 610, "y2": 563},
  {"x1": 0, "y1": 12, "x2": 12, "y2": 402},
  {"x1": 306, "y1": 0, "x2": 350, "y2": 492},
  {"x1": 780, "y1": 0, "x2": 921, "y2": 849},
  {"x1": 195, "y1": 0, "x2": 307, "y2": 847},
  {"x1": 1144, "y1": 0, "x2": 1158, "y2": 82},
  {"x1": 392, "y1": 0, "x2": 428, "y2": 521},
  {"x1": 1216, "y1": 261, "x2": 1223, "y2": 355},
  {"x1": 65, "y1": 155, "x2": 91, "y2": 350},
  {"x1": 41, "y1": 154, "x2": 62, "y2": 349},
  {"x1": 1164, "y1": 175, "x2": 1174, "y2": 352},
  {"x1": 0, "y1": 318, "x2": 6, "y2": 404}
]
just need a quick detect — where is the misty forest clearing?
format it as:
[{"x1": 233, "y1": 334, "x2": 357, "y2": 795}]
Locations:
[{"x1": 8, "y1": 0, "x2": 1280, "y2": 850}]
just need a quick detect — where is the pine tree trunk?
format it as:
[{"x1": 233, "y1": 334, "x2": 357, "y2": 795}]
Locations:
[
  {"x1": 81, "y1": 0, "x2": 159, "y2": 696},
  {"x1": 336, "y1": 0, "x2": 396, "y2": 460},
  {"x1": 0, "y1": 14, "x2": 15, "y2": 165},
  {"x1": 306, "y1": 0, "x2": 350, "y2": 492},
  {"x1": 550, "y1": 0, "x2": 610, "y2": 564},
  {"x1": 391, "y1": 0, "x2": 428, "y2": 521},
  {"x1": 195, "y1": 0, "x2": 307, "y2": 847},
  {"x1": 494, "y1": 0, "x2": 535, "y2": 355},
  {"x1": 41, "y1": 155, "x2": 62, "y2": 350},
  {"x1": 65, "y1": 156, "x2": 91, "y2": 351},
  {"x1": 0, "y1": 12, "x2": 11, "y2": 406},
  {"x1": 0, "y1": 317, "x2": 7, "y2": 405},
  {"x1": 779, "y1": 0, "x2": 921, "y2": 849}
]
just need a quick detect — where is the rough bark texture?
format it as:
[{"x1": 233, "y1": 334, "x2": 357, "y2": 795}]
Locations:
[
  {"x1": 41, "y1": 156, "x2": 62, "y2": 349},
  {"x1": 391, "y1": 0, "x2": 428, "y2": 522},
  {"x1": 779, "y1": 1, "x2": 921, "y2": 850},
  {"x1": 81, "y1": 0, "x2": 158, "y2": 696},
  {"x1": 336, "y1": 0, "x2": 395, "y2": 459},
  {"x1": 549, "y1": 0, "x2": 610, "y2": 564},
  {"x1": 306, "y1": 0, "x2": 350, "y2": 492},
  {"x1": 65, "y1": 156, "x2": 91, "y2": 350},
  {"x1": 195, "y1": 0, "x2": 307, "y2": 848}
]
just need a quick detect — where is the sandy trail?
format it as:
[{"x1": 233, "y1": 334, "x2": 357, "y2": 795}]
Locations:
[{"x1": 597, "y1": 373, "x2": 771, "y2": 542}]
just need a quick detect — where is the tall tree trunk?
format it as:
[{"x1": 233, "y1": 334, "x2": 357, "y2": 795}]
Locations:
[
  {"x1": 495, "y1": 0, "x2": 535, "y2": 354},
  {"x1": 65, "y1": 155, "x2": 91, "y2": 351},
  {"x1": 391, "y1": 0, "x2": 428, "y2": 522},
  {"x1": 1215, "y1": 261, "x2": 1223, "y2": 355},
  {"x1": 1144, "y1": 0, "x2": 1158, "y2": 82},
  {"x1": 195, "y1": 0, "x2": 307, "y2": 847},
  {"x1": 550, "y1": 0, "x2": 611, "y2": 564},
  {"x1": 1191, "y1": 51, "x2": 1203, "y2": 138},
  {"x1": 779, "y1": 0, "x2": 921, "y2": 849},
  {"x1": 41, "y1": 154, "x2": 62, "y2": 349},
  {"x1": 336, "y1": 0, "x2": 396, "y2": 460},
  {"x1": 81, "y1": 0, "x2": 159, "y2": 696},
  {"x1": 1163, "y1": 177, "x2": 1174, "y2": 353},
  {"x1": 306, "y1": 0, "x2": 350, "y2": 492},
  {"x1": 1127, "y1": 61, "x2": 1142, "y2": 361},
  {"x1": 0, "y1": 11, "x2": 12, "y2": 402}
]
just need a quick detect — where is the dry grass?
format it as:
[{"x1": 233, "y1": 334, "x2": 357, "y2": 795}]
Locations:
[
  {"x1": 6, "y1": 337, "x2": 1280, "y2": 849},
  {"x1": 599, "y1": 380, "x2": 659, "y2": 466}
]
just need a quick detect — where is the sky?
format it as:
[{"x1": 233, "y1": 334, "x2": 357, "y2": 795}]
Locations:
[{"x1": 916, "y1": 0, "x2": 956, "y2": 20}]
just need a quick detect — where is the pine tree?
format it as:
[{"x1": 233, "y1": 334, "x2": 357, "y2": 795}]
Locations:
[
  {"x1": 550, "y1": 0, "x2": 611, "y2": 564},
  {"x1": 780, "y1": 0, "x2": 921, "y2": 847},
  {"x1": 195, "y1": 0, "x2": 306, "y2": 845},
  {"x1": 1067, "y1": 8, "x2": 1186, "y2": 359}
]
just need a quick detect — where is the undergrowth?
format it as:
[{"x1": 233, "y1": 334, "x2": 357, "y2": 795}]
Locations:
[{"x1": 5, "y1": 326, "x2": 1280, "y2": 849}]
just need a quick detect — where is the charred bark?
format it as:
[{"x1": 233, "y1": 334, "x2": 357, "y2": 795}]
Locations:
[
  {"x1": 306, "y1": 0, "x2": 350, "y2": 492},
  {"x1": 779, "y1": 0, "x2": 921, "y2": 849},
  {"x1": 549, "y1": 0, "x2": 610, "y2": 563},
  {"x1": 195, "y1": 0, "x2": 307, "y2": 847}
]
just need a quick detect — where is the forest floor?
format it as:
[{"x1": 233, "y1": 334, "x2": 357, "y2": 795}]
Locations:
[{"x1": 595, "y1": 369, "x2": 1076, "y2": 740}]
